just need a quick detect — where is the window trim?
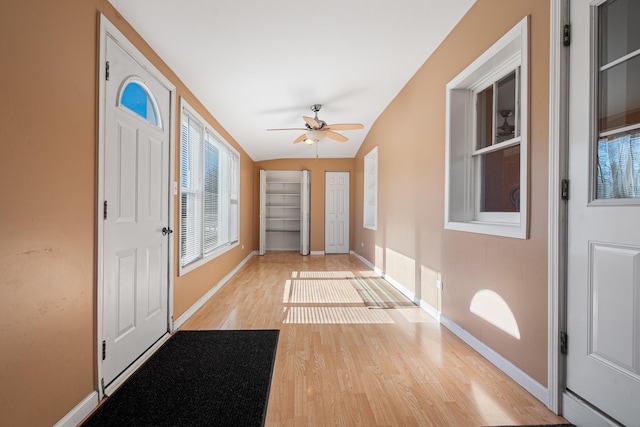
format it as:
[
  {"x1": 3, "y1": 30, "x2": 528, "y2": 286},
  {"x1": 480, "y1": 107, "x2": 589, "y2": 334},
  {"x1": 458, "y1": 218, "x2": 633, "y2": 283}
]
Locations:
[
  {"x1": 179, "y1": 98, "x2": 240, "y2": 275},
  {"x1": 363, "y1": 146, "x2": 378, "y2": 230},
  {"x1": 445, "y1": 16, "x2": 529, "y2": 239}
]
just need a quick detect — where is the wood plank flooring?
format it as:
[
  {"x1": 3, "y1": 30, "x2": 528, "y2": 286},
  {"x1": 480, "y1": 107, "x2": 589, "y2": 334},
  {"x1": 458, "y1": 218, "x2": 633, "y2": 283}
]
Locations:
[{"x1": 181, "y1": 252, "x2": 568, "y2": 426}]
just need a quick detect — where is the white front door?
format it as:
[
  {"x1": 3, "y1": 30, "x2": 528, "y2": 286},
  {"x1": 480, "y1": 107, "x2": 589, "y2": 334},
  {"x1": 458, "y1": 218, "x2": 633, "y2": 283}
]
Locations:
[
  {"x1": 566, "y1": 1, "x2": 640, "y2": 425},
  {"x1": 325, "y1": 171, "x2": 349, "y2": 254},
  {"x1": 101, "y1": 34, "x2": 171, "y2": 386}
]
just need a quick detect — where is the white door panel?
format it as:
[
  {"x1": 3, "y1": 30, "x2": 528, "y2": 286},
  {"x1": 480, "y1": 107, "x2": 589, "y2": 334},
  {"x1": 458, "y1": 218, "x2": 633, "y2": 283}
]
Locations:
[
  {"x1": 102, "y1": 35, "x2": 170, "y2": 386},
  {"x1": 566, "y1": 1, "x2": 640, "y2": 425},
  {"x1": 325, "y1": 172, "x2": 349, "y2": 254}
]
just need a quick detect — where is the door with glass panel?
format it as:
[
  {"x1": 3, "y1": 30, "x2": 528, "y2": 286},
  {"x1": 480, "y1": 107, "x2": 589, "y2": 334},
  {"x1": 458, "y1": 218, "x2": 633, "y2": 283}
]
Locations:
[
  {"x1": 566, "y1": 1, "x2": 640, "y2": 424},
  {"x1": 102, "y1": 34, "x2": 171, "y2": 387}
]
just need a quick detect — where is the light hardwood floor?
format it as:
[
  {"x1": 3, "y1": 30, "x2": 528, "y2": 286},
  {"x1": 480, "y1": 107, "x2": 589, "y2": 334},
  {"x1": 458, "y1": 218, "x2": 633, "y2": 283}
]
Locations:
[{"x1": 182, "y1": 252, "x2": 568, "y2": 426}]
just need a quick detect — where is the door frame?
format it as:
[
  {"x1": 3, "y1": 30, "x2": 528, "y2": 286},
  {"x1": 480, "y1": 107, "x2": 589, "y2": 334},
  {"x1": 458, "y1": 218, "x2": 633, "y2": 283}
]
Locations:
[
  {"x1": 548, "y1": 2, "x2": 622, "y2": 424},
  {"x1": 96, "y1": 14, "x2": 176, "y2": 399},
  {"x1": 547, "y1": 0, "x2": 569, "y2": 414}
]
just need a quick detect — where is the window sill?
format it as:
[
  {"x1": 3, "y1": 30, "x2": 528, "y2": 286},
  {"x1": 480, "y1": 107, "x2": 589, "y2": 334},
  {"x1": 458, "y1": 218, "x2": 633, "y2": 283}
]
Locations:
[
  {"x1": 179, "y1": 241, "x2": 239, "y2": 276},
  {"x1": 445, "y1": 220, "x2": 527, "y2": 239}
]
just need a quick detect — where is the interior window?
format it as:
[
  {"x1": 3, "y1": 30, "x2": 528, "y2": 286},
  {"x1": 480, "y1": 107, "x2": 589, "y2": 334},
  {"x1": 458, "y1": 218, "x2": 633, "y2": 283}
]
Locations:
[
  {"x1": 474, "y1": 69, "x2": 521, "y2": 214},
  {"x1": 445, "y1": 17, "x2": 528, "y2": 239}
]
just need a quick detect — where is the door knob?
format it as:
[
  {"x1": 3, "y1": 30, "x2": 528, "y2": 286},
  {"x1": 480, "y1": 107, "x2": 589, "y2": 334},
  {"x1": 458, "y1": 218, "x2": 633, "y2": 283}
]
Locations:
[{"x1": 162, "y1": 227, "x2": 173, "y2": 236}]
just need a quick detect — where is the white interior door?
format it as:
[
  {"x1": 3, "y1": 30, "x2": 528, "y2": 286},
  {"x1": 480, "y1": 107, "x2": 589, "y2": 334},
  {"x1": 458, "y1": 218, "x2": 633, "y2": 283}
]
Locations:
[
  {"x1": 102, "y1": 35, "x2": 171, "y2": 386},
  {"x1": 325, "y1": 171, "x2": 349, "y2": 254},
  {"x1": 566, "y1": 1, "x2": 640, "y2": 425}
]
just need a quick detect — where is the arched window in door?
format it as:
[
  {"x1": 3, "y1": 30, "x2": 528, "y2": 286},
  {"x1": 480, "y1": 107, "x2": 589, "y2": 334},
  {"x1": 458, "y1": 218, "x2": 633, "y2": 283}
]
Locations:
[{"x1": 119, "y1": 78, "x2": 162, "y2": 128}]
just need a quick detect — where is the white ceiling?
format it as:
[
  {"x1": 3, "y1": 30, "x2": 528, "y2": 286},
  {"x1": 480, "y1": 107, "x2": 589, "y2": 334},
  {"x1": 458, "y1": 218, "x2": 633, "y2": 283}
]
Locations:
[{"x1": 109, "y1": 0, "x2": 476, "y2": 161}]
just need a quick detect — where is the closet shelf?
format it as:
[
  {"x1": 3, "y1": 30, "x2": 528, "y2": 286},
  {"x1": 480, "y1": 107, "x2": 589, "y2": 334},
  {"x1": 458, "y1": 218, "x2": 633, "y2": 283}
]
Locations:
[{"x1": 262, "y1": 170, "x2": 308, "y2": 252}]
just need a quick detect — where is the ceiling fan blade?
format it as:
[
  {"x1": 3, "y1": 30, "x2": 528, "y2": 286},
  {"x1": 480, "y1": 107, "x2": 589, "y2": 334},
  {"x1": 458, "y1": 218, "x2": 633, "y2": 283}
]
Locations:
[
  {"x1": 326, "y1": 123, "x2": 364, "y2": 131},
  {"x1": 325, "y1": 131, "x2": 348, "y2": 142},
  {"x1": 267, "y1": 127, "x2": 307, "y2": 131},
  {"x1": 303, "y1": 116, "x2": 321, "y2": 129},
  {"x1": 293, "y1": 133, "x2": 307, "y2": 144}
]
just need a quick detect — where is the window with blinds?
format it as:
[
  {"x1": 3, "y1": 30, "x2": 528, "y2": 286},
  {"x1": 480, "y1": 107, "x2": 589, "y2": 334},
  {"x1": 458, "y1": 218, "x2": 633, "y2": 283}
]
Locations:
[{"x1": 180, "y1": 100, "x2": 240, "y2": 273}]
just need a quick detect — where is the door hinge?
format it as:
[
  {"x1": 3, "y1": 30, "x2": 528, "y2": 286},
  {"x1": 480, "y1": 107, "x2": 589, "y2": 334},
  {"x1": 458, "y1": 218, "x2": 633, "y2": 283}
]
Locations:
[
  {"x1": 103, "y1": 200, "x2": 108, "y2": 220},
  {"x1": 101, "y1": 378, "x2": 105, "y2": 395},
  {"x1": 102, "y1": 340, "x2": 106, "y2": 360},
  {"x1": 563, "y1": 25, "x2": 571, "y2": 47},
  {"x1": 560, "y1": 331, "x2": 568, "y2": 355},
  {"x1": 561, "y1": 179, "x2": 569, "y2": 201},
  {"x1": 105, "y1": 61, "x2": 110, "y2": 80}
]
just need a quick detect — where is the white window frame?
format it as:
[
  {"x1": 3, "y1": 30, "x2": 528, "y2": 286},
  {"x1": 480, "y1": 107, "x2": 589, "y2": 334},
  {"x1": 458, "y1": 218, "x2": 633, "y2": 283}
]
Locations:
[
  {"x1": 363, "y1": 146, "x2": 378, "y2": 230},
  {"x1": 179, "y1": 99, "x2": 239, "y2": 275},
  {"x1": 445, "y1": 16, "x2": 529, "y2": 239}
]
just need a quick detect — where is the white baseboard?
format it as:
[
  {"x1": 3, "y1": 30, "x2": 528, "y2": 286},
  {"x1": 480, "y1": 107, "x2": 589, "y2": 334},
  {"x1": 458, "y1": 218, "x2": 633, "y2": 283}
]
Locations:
[
  {"x1": 310, "y1": 251, "x2": 325, "y2": 256},
  {"x1": 438, "y1": 312, "x2": 548, "y2": 404},
  {"x1": 418, "y1": 298, "x2": 442, "y2": 322},
  {"x1": 173, "y1": 251, "x2": 256, "y2": 330},
  {"x1": 562, "y1": 391, "x2": 620, "y2": 427},
  {"x1": 54, "y1": 391, "x2": 99, "y2": 427},
  {"x1": 350, "y1": 250, "x2": 383, "y2": 276},
  {"x1": 350, "y1": 249, "x2": 548, "y2": 405}
]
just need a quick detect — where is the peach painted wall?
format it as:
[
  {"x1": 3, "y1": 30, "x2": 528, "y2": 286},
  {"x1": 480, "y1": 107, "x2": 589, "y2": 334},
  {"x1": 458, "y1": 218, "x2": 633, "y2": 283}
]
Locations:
[
  {"x1": 0, "y1": 1, "x2": 255, "y2": 425},
  {"x1": 354, "y1": 0, "x2": 551, "y2": 385},
  {"x1": 254, "y1": 159, "x2": 356, "y2": 253}
]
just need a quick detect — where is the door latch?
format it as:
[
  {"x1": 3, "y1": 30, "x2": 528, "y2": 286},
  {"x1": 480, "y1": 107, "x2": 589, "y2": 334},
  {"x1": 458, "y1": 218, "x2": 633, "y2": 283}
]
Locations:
[
  {"x1": 162, "y1": 227, "x2": 173, "y2": 236},
  {"x1": 560, "y1": 331, "x2": 568, "y2": 355}
]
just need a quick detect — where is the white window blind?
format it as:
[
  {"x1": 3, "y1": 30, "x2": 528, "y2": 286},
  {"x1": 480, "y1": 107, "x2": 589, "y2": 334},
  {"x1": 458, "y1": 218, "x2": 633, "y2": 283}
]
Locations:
[
  {"x1": 180, "y1": 101, "x2": 239, "y2": 272},
  {"x1": 181, "y1": 115, "x2": 203, "y2": 266}
]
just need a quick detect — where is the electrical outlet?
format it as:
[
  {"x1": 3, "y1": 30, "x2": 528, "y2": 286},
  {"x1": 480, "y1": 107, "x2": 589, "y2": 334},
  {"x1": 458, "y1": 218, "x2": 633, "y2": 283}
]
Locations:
[
  {"x1": 361, "y1": 242, "x2": 364, "y2": 247},
  {"x1": 241, "y1": 245, "x2": 245, "y2": 250},
  {"x1": 436, "y1": 280, "x2": 443, "y2": 289}
]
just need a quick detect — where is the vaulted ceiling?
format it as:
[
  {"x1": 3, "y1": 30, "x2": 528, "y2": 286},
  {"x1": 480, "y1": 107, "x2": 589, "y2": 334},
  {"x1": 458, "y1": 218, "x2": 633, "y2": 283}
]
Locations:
[{"x1": 109, "y1": 0, "x2": 476, "y2": 161}]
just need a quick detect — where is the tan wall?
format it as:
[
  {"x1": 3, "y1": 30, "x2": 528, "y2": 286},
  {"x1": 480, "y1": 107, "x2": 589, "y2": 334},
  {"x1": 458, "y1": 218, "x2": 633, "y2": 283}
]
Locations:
[
  {"x1": 254, "y1": 159, "x2": 356, "y2": 253},
  {"x1": 0, "y1": 1, "x2": 255, "y2": 425},
  {"x1": 354, "y1": 0, "x2": 550, "y2": 385}
]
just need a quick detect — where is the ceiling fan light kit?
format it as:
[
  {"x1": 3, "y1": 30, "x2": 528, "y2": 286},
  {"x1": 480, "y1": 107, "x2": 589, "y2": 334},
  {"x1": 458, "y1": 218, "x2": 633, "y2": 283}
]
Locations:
[
  {"x1": 304, "y1": 130, "x2": 325, "y2": 145},
  {"x1": 267, "y1": 104, "x2": 364, "y2": 146}
]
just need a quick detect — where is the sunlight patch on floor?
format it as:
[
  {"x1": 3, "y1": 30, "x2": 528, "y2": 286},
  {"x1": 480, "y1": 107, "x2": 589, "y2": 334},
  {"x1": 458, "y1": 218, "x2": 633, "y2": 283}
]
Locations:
[
  {"x1": 296, "y1": 271, "x2": 355, "y2": 279},
  {"x1": 283, "y1": 306, "x2": 394, "y2": 324},
  {"x1": 396, "y1": 307, "x2": 439, "y2": 323},
  {"x1": 470, "y1": 382, "x2": 518, "y2": 426},
  {"x1": 357, "y1": 270, "x2": 380, "y2": 278},
  {"x1": 288, "y1": 279, "x2": 363, "y2": 304}
]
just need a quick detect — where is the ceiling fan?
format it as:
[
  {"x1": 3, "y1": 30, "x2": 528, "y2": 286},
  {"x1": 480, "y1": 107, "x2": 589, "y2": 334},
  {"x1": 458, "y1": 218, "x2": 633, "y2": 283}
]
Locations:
[{"x1": 267, "y1": 104, "x2": 364, "y2": 145}]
